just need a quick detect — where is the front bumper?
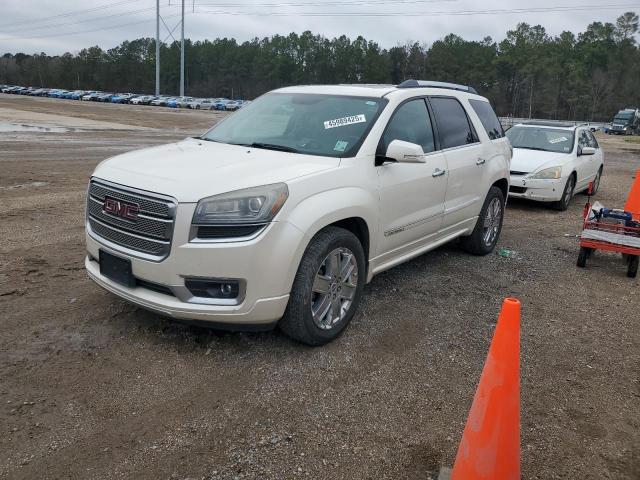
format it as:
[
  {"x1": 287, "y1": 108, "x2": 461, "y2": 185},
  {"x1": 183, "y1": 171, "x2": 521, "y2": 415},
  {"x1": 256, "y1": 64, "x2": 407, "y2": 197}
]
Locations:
[
  {"x1": 86, "y1": 204, "x2": 306, "y2": 325},
  {"x1": 508, "y1": 175, "x2": 565, "y2": 202}
]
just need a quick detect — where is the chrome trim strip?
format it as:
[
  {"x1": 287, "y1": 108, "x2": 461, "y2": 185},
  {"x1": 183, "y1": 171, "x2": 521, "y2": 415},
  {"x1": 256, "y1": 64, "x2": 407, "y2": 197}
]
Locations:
[
  {"x1": 91, "y1": 177, "x2": 178, "y2": 208},
  {"x1": 87, "y1": 222, "x2": 169, "y2": 262},
  {"x1": 188, "y1": 224, "x2": 268, "y2": 243},
  {"x1": 444, "y1": 197, "x2": 480, "y2": 215},
  {"x1": 384, "y1": 212, "x2": 442, "y2": 237},
  {"x1": 88, "y1": 216, "x2": 169, "y2": 245},
  {"x1": 173, "y1": 277, "x2": 247, "y2": 306}
]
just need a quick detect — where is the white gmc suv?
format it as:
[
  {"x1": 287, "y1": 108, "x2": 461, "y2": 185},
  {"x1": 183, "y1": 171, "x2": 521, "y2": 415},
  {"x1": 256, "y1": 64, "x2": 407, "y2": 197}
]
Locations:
[{"x1": 85, "y1": 80, "x2": 511, "y2": 345}]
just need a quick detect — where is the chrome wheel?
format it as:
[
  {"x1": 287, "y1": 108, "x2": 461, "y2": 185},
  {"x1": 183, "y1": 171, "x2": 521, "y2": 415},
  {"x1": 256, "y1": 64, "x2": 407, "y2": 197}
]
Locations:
[
  {"x1": 482, "y1": 197, "x2": 502, "y2": 247},
  {"x1": 311, "y1": 247, "x2": 358, "y2": 330}
]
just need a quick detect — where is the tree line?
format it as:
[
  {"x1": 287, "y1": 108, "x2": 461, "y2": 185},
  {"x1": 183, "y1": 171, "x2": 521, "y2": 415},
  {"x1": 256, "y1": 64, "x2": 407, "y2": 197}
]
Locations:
[{"x1": 1, "y1": 12, "x2": 639, "y2": 121}]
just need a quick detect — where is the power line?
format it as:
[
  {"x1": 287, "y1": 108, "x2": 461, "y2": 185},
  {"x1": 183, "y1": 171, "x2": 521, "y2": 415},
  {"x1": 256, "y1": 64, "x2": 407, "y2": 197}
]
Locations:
[
  {"x1": 192, "y1": 4, "x2": 640, "y2": 17},
  {"x1": 1, "y1": 6, "x2": 159, "y2": 33},
  {"x1": 194, "y1": 0, "x2": 457, "y2": 6},
  {"x1": 2, "y1": 3, "x2": 639, "y2": 42},
  {"x1": 0, "y1": 0, "x2": 144, "y2": 29},
  {"x1": 0, "y1": 14, "x2": 182, "y2": 42},
  {"x1": 1, "y1": 0, "x2": 458, "y2": 33}
]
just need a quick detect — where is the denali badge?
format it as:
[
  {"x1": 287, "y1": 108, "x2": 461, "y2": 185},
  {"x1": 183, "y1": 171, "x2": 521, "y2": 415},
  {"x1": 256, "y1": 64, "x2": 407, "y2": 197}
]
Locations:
[{"x1": 103, "y1": 197, "x2": 139, "y2": 221}]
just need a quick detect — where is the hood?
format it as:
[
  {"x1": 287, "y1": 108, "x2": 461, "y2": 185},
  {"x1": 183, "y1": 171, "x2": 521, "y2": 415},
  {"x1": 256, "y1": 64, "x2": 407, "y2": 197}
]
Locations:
[
  {"x1": 510, "y1": 148, "x2": 572, "y2": 174},
  {"x1": 92, "y1": 137, "x2": 340, "y2": 202}
]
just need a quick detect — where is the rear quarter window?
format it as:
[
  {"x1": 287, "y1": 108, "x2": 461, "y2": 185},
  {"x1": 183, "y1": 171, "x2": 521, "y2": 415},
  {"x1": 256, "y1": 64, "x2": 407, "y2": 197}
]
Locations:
[
  {"x1": 429, "y1": 97, "x2": 478, "y2": 149},
  {"x1": 469, "y1": 99, "x2": 505, "y2": 140}
]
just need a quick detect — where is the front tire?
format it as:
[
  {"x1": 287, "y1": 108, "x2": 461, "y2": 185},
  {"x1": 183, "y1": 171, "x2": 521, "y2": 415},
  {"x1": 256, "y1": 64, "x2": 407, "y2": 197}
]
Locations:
[
  {"x1": 553, "y1": 174, "x2": 575, "y2": 211},
  {"x1": 279, "y1": 227, "x2": 365, "y2": 346},
  {"x1": 460, "y1": 186, "x2": 505, "y2": 255},
  {"x1": 590, "y1": 167, "x2": 603, "y2": 195}
]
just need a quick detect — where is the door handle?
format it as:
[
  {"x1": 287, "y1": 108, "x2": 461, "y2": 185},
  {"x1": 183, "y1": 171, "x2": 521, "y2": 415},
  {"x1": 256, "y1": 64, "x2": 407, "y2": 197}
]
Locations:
[
  {"x1": 476, "y1": 158, "x2": 486, "y2": 165},
  {"x1": 432, "y1": 168, "x2": 446, "y2": 177}
]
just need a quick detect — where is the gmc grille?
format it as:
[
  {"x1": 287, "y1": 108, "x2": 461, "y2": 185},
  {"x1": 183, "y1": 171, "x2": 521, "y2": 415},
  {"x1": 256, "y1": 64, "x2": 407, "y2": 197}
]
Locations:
[{"x1": 87, "y1": 180, "x2": 176, "y2": 260}]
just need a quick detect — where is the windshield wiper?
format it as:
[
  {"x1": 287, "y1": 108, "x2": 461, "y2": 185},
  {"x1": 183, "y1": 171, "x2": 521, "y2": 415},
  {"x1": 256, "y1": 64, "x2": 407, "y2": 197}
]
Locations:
[
  {"x1": 247, "y1": 142, "x2": 299, "y2": 153},
  {"x1": 517, "y1": 146, "x2": 551, "y2": 152}
]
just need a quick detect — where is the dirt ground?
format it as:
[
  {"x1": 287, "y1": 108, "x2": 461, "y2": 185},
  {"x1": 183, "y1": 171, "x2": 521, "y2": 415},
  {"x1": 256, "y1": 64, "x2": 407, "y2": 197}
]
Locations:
[{"x1": 0, "y1": 95, "x2": 638, "y2": 480}]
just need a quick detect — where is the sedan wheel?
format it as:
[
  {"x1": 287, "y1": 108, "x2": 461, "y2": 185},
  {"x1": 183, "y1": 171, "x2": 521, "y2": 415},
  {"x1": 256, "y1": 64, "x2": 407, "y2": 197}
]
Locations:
[
  {"x1": 554, "y1": 175, "x2": 575, "y2": 211},
  {"x1": 591, "y1": 168, "x2": 602, "y2": 195}
]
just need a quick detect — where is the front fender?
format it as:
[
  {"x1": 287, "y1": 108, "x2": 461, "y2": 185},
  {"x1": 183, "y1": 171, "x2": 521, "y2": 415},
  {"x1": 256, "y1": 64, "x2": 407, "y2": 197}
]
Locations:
[{"x1": 283, "y1": 187, "x2": 379, "y2": 287}]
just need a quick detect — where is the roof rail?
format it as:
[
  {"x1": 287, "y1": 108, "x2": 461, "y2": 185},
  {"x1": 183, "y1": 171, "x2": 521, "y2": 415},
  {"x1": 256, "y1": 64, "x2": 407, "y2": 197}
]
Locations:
[{"x1": 397, "y1": 79, "x2": 478, "y2": 95}]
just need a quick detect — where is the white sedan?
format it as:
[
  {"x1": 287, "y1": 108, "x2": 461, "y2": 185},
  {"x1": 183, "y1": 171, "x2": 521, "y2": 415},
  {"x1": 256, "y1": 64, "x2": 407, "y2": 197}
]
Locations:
[{"x1": 506, "y1": 122, "x2": 604, "y2": 210}]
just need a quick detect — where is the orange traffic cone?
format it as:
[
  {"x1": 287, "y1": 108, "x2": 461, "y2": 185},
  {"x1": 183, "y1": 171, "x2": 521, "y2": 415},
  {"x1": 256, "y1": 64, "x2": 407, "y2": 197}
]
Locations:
[
  {"x1": 451, "y1": 297, "x2": 521, "y2": 480},
  {"x1": 623, "y1": 168, "x2": 640, "y2": 221}
]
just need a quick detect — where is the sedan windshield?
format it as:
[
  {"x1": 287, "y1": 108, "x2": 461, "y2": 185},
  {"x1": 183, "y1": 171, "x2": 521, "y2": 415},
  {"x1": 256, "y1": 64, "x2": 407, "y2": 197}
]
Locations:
[
  {"x1": 201, "y1": 92, "x2": 387, "y2": 157},
  {"x1": 506, "y1": 126, "x2": 574, "y2": 154}
]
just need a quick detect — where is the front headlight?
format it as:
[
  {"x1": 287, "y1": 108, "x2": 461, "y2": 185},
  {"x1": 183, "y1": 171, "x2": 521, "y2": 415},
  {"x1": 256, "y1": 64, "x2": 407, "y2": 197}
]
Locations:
[
  {"x1": 192, "y1": 183, "x2": 289, "y2": 225},
  {"x1": 529, "y1": 166, "x2": 562, "y2": 180}
]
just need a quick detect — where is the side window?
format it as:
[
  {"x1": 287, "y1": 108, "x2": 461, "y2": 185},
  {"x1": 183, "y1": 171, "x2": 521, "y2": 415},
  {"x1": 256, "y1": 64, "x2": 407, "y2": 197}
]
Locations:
[
  {"x1": 469, "y1": 99, "x2": 505, "y2": 140},
  {"x1": 578, "y1": 130, "x2": 590, "y2": 148},
  {"x1": 379, "y1": 99, "x2": 436, "y2": 155},
  {"x1": 430, "y1": 97, "x2": 478, "y2": 149},
  {"x1": 586, "y1": 130, "x2": 599, "y2": 148}
]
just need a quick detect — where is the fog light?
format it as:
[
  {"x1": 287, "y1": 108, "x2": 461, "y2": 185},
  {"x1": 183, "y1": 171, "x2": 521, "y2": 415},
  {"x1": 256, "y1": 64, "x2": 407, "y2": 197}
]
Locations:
[{"x1": 185, "y1": 279, "x2": 240, "y2": 299}]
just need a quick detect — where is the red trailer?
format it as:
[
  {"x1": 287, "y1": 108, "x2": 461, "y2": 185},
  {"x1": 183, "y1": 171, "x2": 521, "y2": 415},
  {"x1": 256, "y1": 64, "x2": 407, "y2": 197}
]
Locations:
[{"x1": 577, "y1": 169, "x2": 640, "y2": 278}]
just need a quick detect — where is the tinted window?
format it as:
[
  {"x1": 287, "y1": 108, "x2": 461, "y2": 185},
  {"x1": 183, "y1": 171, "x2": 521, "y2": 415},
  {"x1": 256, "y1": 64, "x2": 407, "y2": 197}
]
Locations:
[
  {"x1": 430, "y1": 97, "x2": 478, "y2": 149},
  {"x1": 469, "y1": 99, "x2": 504, "y2": 140},
  {"x1": 380, "y1": 99, "x2": 436, "y2": 154}
]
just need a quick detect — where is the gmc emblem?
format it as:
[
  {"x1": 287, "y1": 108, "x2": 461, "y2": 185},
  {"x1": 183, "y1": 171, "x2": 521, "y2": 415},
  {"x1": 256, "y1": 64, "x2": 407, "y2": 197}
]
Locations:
[{"x1": 103, "y1": 197, "x2": 139, "y2": 221}]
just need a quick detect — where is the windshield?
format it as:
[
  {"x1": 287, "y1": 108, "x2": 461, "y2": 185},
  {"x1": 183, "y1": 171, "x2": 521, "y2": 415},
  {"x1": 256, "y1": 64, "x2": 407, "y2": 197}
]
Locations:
[
  {"x1": 614, "y1": 114, "x2": 634, "y2": 123},
  {"x1": 202, "y1": 92, "x2": 387, "y2": 157},
  {"x1": 506, "y1": 126, "x2": 574, "y2": 154}
]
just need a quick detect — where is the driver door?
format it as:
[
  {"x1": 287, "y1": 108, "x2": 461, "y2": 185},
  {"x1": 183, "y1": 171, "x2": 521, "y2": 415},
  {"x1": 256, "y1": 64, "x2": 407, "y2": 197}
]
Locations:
[{"x1": 376, "y1": 98, "x2": 448, "y2": 260}]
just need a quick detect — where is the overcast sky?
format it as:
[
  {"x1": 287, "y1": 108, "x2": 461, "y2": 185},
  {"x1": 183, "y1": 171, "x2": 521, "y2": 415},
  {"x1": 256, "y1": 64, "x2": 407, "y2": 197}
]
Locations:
[{"x1": 1, "y1": 0, "x2": 638, "y2": 54}]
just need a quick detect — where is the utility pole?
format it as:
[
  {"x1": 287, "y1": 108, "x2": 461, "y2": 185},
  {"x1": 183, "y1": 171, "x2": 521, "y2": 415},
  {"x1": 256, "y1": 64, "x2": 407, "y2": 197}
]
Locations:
[
  {"x1": 155, "y1": 0, "x2": 160, "y2": 96},
  {"x1": 180, "y1": 0, "x2": 185, "y2": 97}
]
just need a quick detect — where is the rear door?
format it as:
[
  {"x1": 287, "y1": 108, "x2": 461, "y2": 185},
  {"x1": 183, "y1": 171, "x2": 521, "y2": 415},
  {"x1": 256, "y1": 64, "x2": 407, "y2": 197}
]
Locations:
[
  {"x1": 376, "y1": 98, "x2": 448, "y2": 258},
  {"x1": 429, "y1": 96, "x2": 485, "y2": 228}
]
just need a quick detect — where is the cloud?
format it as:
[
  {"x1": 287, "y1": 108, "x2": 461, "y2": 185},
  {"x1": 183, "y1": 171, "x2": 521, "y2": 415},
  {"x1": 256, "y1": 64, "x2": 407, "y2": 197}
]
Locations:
[{"x1": 0, "y1": 0, "x2": 635, "y2": 54}]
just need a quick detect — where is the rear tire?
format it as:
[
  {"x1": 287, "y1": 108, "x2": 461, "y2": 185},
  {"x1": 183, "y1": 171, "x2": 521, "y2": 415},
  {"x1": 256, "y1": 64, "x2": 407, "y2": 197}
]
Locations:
[
  {"x1": 460, "y1": 186, "x2": 505, "y2": 255},
  {"x1": 553, "y1": 174, "x2": 575, "y2": 211},
  {"x1": 627, "y1": 255, "x2": 639, "y2": 278},
  {"x1": 279, "y1": 227, "x2": 365, "y2": 346},
  {"x1": 577, "y1": 247, "x2": 590, "y2": 268}
]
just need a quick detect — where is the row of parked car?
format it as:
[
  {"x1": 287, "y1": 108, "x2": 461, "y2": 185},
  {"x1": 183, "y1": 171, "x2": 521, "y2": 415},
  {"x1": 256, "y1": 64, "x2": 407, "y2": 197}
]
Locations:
[{"x1": 0, "y1": 84, "x2": 249, "y2": 111}]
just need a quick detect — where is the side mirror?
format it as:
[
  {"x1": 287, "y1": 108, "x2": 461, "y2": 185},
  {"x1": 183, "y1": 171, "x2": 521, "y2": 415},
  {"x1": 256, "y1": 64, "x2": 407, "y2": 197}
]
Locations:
[
  {"x1": 580, "y1": 146, "x2": 597, "y2": 156},
  {"x1": 385, "y1": 140, "x2": 426, "y2": 163}
]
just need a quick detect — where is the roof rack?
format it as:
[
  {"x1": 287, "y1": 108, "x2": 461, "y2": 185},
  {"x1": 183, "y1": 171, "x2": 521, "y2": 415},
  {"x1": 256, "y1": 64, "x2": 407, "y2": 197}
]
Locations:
[{"x1": 397, "y1": 79, "x2": 478, "y2": 95}]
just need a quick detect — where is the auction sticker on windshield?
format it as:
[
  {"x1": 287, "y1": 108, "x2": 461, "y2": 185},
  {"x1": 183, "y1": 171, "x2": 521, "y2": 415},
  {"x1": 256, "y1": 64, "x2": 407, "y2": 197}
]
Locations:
[{"x1": 324, "y1": 114, "x2": 366, "y2": 129}]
